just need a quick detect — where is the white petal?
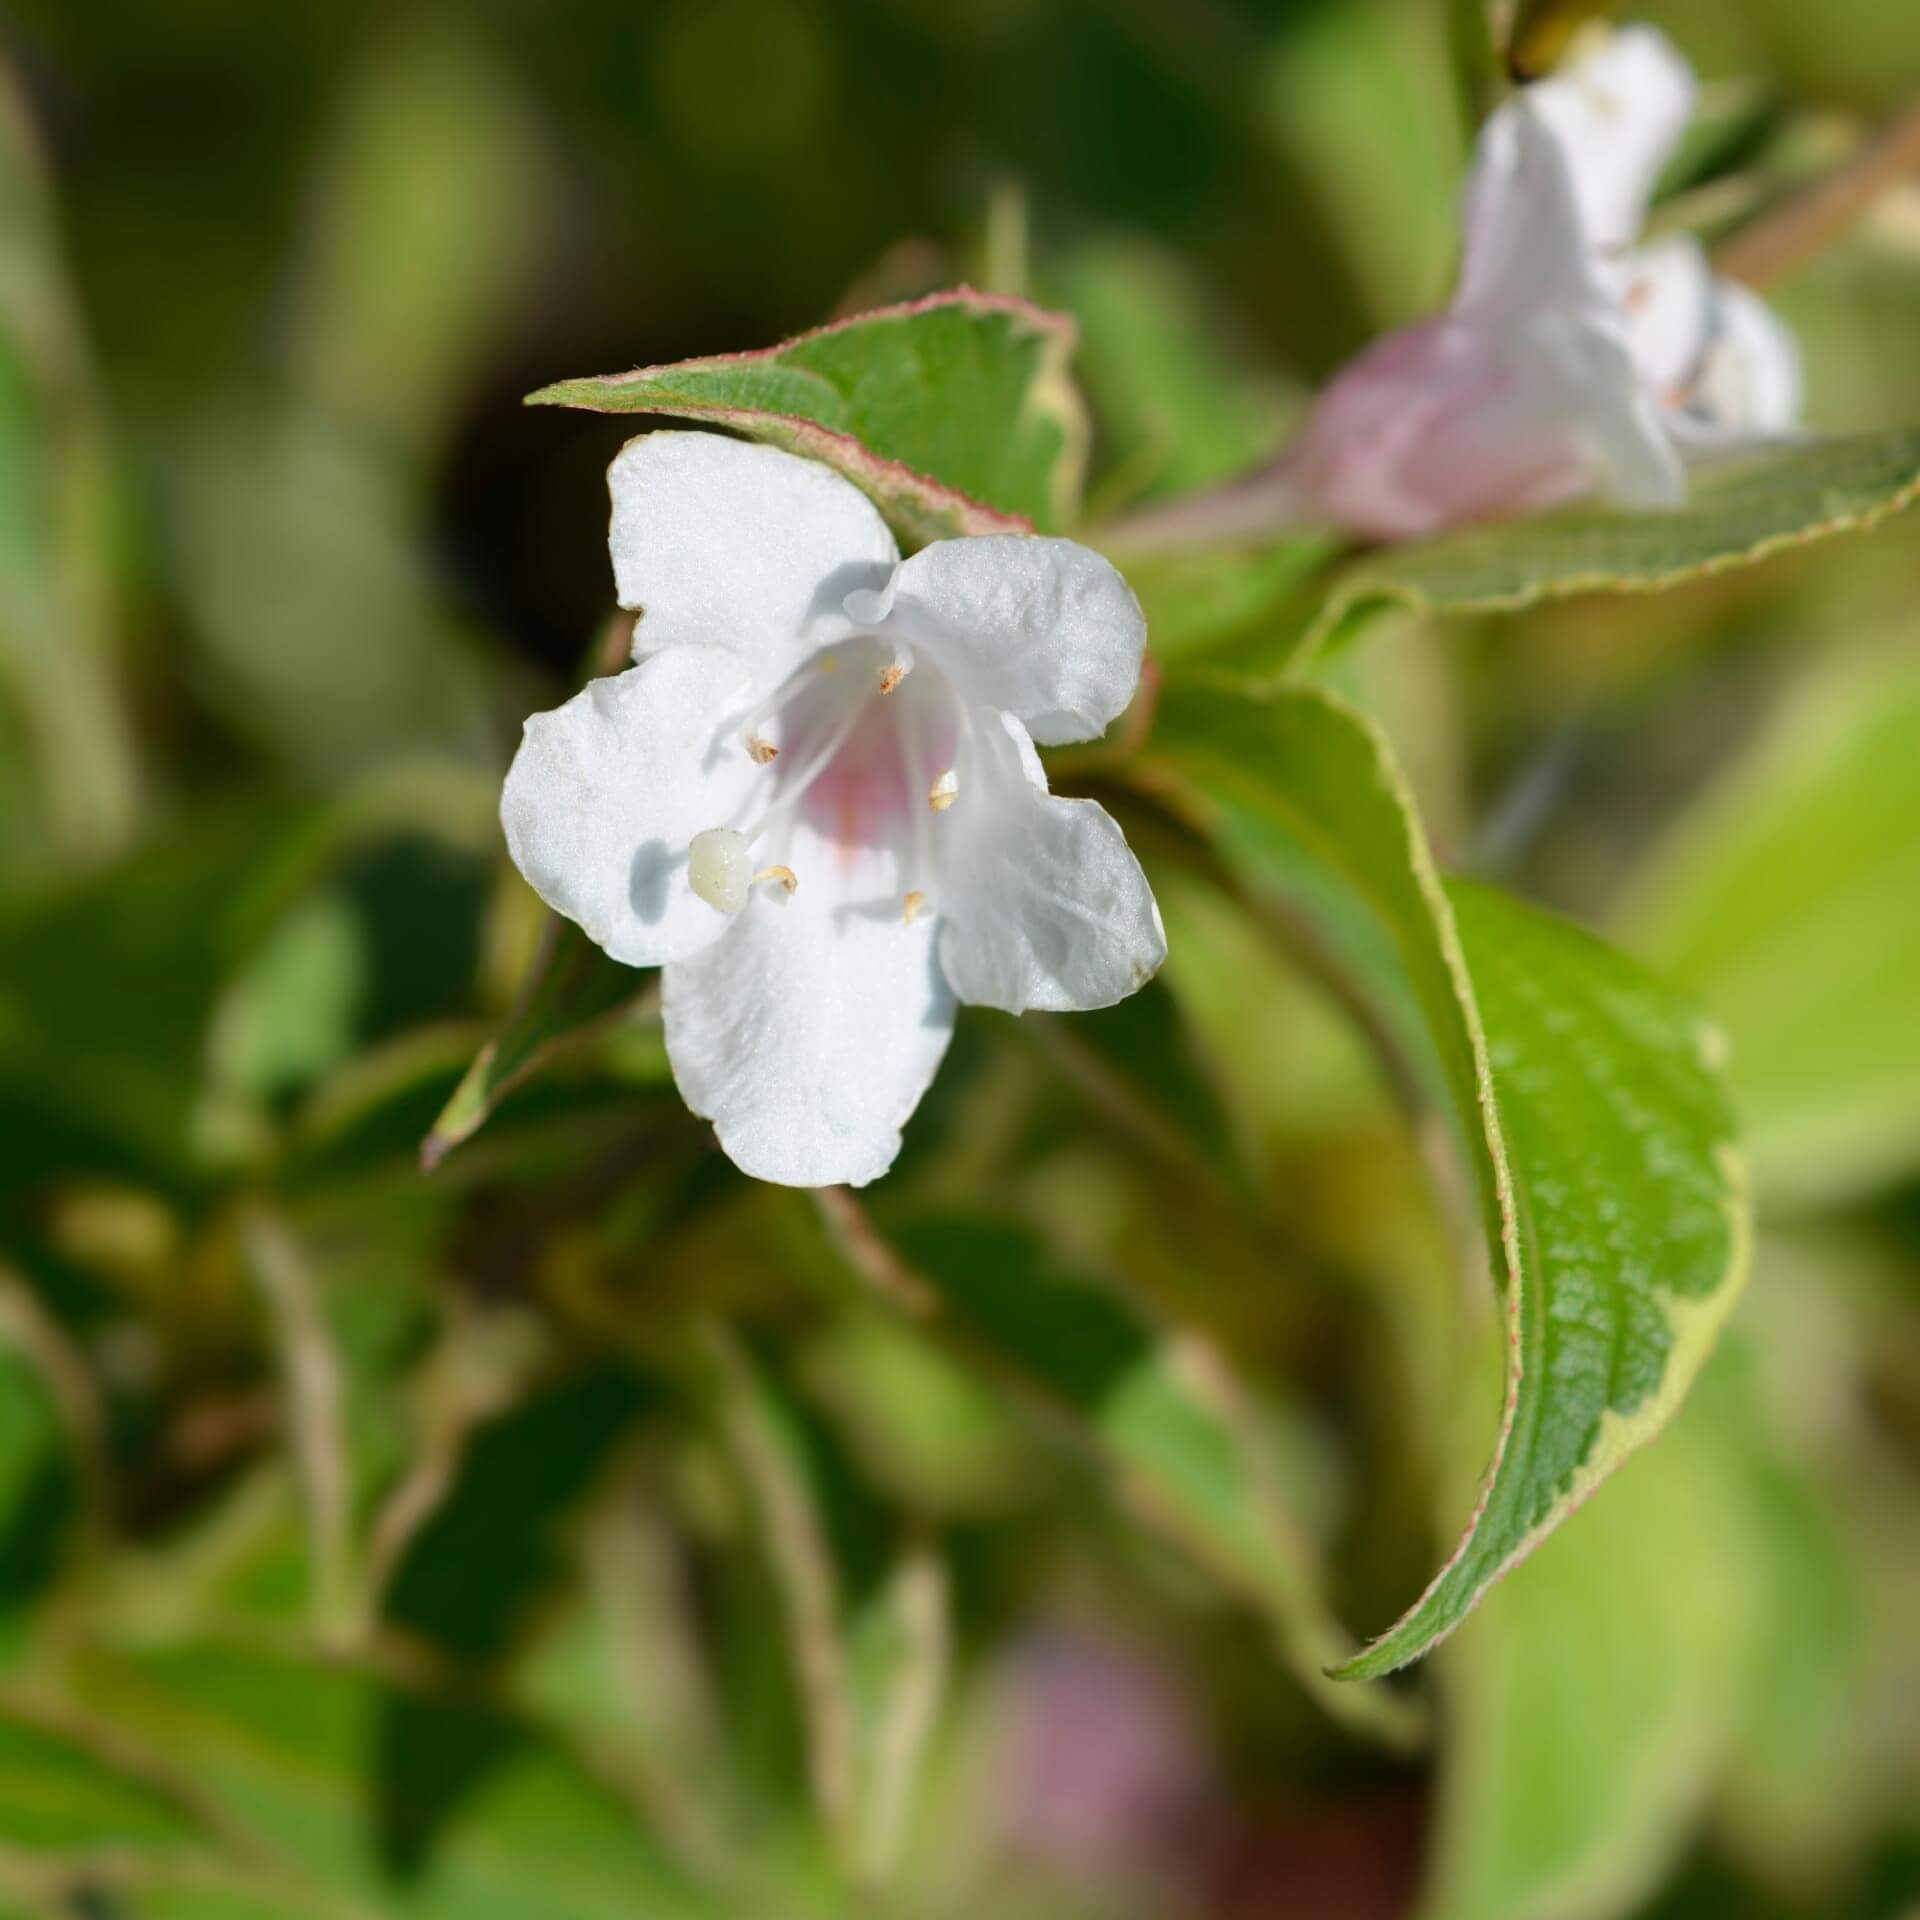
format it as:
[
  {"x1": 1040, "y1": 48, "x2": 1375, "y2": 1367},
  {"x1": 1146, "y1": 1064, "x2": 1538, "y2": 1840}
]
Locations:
[
  {"x1": 1527, "y1": 26, "x2": 1696, "y2": 255},
  {"x1": 1621, "y1": 235, "x2": 1714, "y2": 397},
  {"x1": 1458, "y1": 101, "x2": 1619, "y2": 321},
  {"x1": 662, "y1": 809, "x2": 955, "y2": 1188},
  {"x1": 1453, "y1": 108, "x2": 1686, "y2": 513},
  {"x1": 1693, "y1": 280, "x2": 1803, "y2": 435},
  {"x1": 937, "y1": 709, "x2": 1165, "y2": 1015},
  {"x1": 501, "y1": 646, "x2": 759, "y2": 968},
  {"x1": 880, "y1": 536, "x2": 1147, "y2": 747},
  {"x1": 609, "y1": 432, "x2": 899, "y2": 688}
]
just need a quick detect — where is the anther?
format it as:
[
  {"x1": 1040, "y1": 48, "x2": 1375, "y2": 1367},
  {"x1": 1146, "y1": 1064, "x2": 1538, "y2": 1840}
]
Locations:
[
  {"x1": 902, "y1": 890, "x2": 927, "y2": 926},
  {"x1": 746, "y1": 734, "x2": 779, "y2": 764},
  {"x1": 754, "y1": 865, "x2": 798, "y2": 896},
  {"x1": 928, "y1": 769, "x2": 958, "y2": 812},
  {"x1": 877, "y1": 664, "x2": 906, "y2": 695}
]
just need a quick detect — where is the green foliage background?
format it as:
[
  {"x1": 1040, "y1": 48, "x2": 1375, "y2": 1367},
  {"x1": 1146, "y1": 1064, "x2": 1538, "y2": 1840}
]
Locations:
[{"x1": 1, "y1": 1, "x2": 1919, "y2": 1917}]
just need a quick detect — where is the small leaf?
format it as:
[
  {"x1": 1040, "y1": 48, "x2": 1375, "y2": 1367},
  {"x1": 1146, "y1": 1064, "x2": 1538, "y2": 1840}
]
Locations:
[
  {"x1": 816, "y1": 1200, "x2": 1423, "y2": 1747},
  {"x1": 422, "y1": 915, "x2": 658, "y2": 1171},
  {"x1": 1619, "y1": 649, "x2": 1920, "y2": 1209},
  {"x1": 1139, "y1": 686, "x2": 1748, "y2": 1676},
  {"x1": 528, "y1": 289, "x2": 1088, "y2": 543}
]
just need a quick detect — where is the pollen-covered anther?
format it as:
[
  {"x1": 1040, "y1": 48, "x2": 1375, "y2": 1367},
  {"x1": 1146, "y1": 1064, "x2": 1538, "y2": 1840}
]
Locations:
[
  {"x1": 928, "y1": 769, "x2": 958, "y2": 812},
  {"x1": 745, "y1": 733, "x2": 779, "y2": 764},
  {"x1": 754, "y1": 864, "x2": 799, "y2": 896},
  {"x1": 902, "y1": 890, "x2": 927, "y2": 926},
  {"x1": 877, "y1": 663, "x2": 907, "y2": 695}
]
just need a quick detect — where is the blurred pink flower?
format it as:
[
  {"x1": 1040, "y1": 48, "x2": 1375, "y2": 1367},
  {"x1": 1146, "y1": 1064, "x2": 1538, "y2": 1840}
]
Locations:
[
  {"x1": 996, "y1": 1632, "x2": 1215, "y2": 1883},
  {"x1": 1124, "y1": 28, "x2": 1801, "y2": 545}
]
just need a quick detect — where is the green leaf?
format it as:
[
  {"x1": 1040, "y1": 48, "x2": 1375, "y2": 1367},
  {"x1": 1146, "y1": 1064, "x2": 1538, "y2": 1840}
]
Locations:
[
  {"x1": 1302, "y1": 431, "x2": 1920, "y2": 671},
  {"x1": 815, "y1": 1203, "x2": 1423, "y2": 1747},
  {"x1": 1619, "y1": 649, "x2": 1920, "y2": 1209},
  {"x1": 0, "y1": 1707, "x2": 203, "y2": 1854},
  {"x1": 1052, "y1": 237, "x2": 1294, "y2": 507},
  {"x1": 65, "y1": 1641, "x2": 720, "y2": 1919},
  {"x1": 0, "y1": 1342, "x2": 80, "y2": 1664},
  {"x1": 292, "y1": 18, "x2": 545, "y2": 461},
  {"x1": 1138, "y1": 685, "x2": 1748, "y2": 1676},
  {"x1": 1418, "y1": 1366, "x2": 1754, "y2": 1920},
  {"x1": 383, "y1": 1362, "x2": 654, "y2": 1667},
  {"x1": 527, "y1": 290, "x2": 1088, "y2": 543},
  {"x1": 0, "y1": 67, "x2": 139, "y2": 882},
  {"x1": 704, "y1": 1329, "x2": 949, "y2": 1887},
  {"x1": 422, "y1": 917, "x2": 659, "y2": 1171}
]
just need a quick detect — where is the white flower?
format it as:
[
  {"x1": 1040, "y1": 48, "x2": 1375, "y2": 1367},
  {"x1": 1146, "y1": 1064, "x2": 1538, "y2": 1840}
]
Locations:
[
  {"x1": 1198, "y1": 26, "x2": 1803, "y2": 541},
  {"x1": 502, "y1": 432, "x2": 1166, "y2": 1188}
]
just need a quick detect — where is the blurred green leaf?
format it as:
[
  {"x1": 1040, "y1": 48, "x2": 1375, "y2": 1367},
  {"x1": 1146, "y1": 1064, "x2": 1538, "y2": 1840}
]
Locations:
[
  {"x1": 706, "y1": 1328, "x2": 949, "y2": 1887},
  {"x1": 1264, "y1": 0, "x2": 1466, "y2": 330},
  {"x1": 382, "y1": 1362, "x2": 653, "y2": 1669},
  {"x1": 1139, "y1": 686, "x2": 1748, "y2": 1675},
  {"x1": 0, "y1": 68, "x2": 138, "y2": 881},
  {"x1": 422, "y1": 916, "x2": 658, "y2": 1171},
  {"x1": 0, "y1": 1707, "x2": 204, "y2": 1854},
  {"x1": 528, "y1": 290, "x2": 1088, "y2": 541},
  {"x1": 1620, "y1": 650, "x2": 1920, "y2": 1211},
  {"x1": 818, "y1": 1203, "x2": 1423, "y2": 1747},
  {"x1": 173, "y1": 410, "x2": 498, "y2": 779},
  {"x1": 67, "y1": 1642, "x2": 721, "y2": 1918},
  {"x1": 1419, "y1": 1364, "x2": 1754, "y2": 1920},
  {"x1": 0, "y1": 1343, "x2": 80, "y2": 1666},
  {"x1": 1054, "y1": 237, "x2": 1294, "y2": 508},
  {"x1": 293, "y1": 18, "x2": 545, "y2": 461}
]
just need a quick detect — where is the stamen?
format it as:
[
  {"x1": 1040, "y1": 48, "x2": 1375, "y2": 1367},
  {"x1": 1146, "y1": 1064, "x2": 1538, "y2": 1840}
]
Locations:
[
  {"x1": 902, "y1": 890, "x2": 927, "y2": 926},
  {"x1": 877, "y1": 663, "x2": 907, "y2": 695},
  {"x1": 754, "y1": 865, "x2": 798, "y2": 896},
  {"x1": 746, "y1": 734, "x2": 778, "y2": 764},
  {"x1": 928, "y1": 769, "x2": 958, "y2": 812}
]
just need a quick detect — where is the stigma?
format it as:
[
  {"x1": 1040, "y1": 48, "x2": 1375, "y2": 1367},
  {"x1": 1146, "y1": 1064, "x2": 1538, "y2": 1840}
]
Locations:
[{"x1": 689, "y1": 828, "x2": 797, "y2": 914}]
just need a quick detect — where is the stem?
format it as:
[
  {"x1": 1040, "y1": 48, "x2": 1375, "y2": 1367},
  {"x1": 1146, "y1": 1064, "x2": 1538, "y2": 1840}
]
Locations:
[{"x1": 1714, "y1": 102, "x2": 1920, "y2": 292}]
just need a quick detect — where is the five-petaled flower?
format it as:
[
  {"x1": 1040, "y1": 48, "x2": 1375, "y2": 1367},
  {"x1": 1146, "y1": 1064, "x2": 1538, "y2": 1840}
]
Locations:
[
  {"x1": 502, "y1": 432, "x2": 1166, "y2": 1188},
  {"x1": 1129, "y1": 25, "x2": 1802, "y2": 543}
]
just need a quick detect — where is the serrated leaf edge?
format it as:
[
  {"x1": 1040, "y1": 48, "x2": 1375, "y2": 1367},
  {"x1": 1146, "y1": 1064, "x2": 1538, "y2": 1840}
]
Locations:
[{"x1": 528, "y1": 287, "x2": 1090, "y2": 544}]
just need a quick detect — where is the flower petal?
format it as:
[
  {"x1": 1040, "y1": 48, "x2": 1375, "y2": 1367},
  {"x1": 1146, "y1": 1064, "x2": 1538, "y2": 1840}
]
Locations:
[
  {"x1": 1526, "y1": 25, "x2": 1696, "y2": 255},
  {"x1": 1694, "y1": 279, "x2": 1803, "y2": 435},
  {"x1": 1621, "y1": 235, "x2": 1715, "y2": 397},
  {"x1": 1459, "y1": 98, "x2": 1619, "y2": 319},
  {"x1": 662, "y1": 810, "x2": 955, "y2": 1187},
  {"x1": 881, "y1": 536, "x2": 1147, "y2": 747},
  {"x1": 610, "y1": 432, "x2": 899, "y2": 688},
  {"x1": 937, "y1": 709, "x2": 1165, "y2": 1015},
  {"x1": 501, "y1": 645, "x2": 760, "y2": 968}
]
